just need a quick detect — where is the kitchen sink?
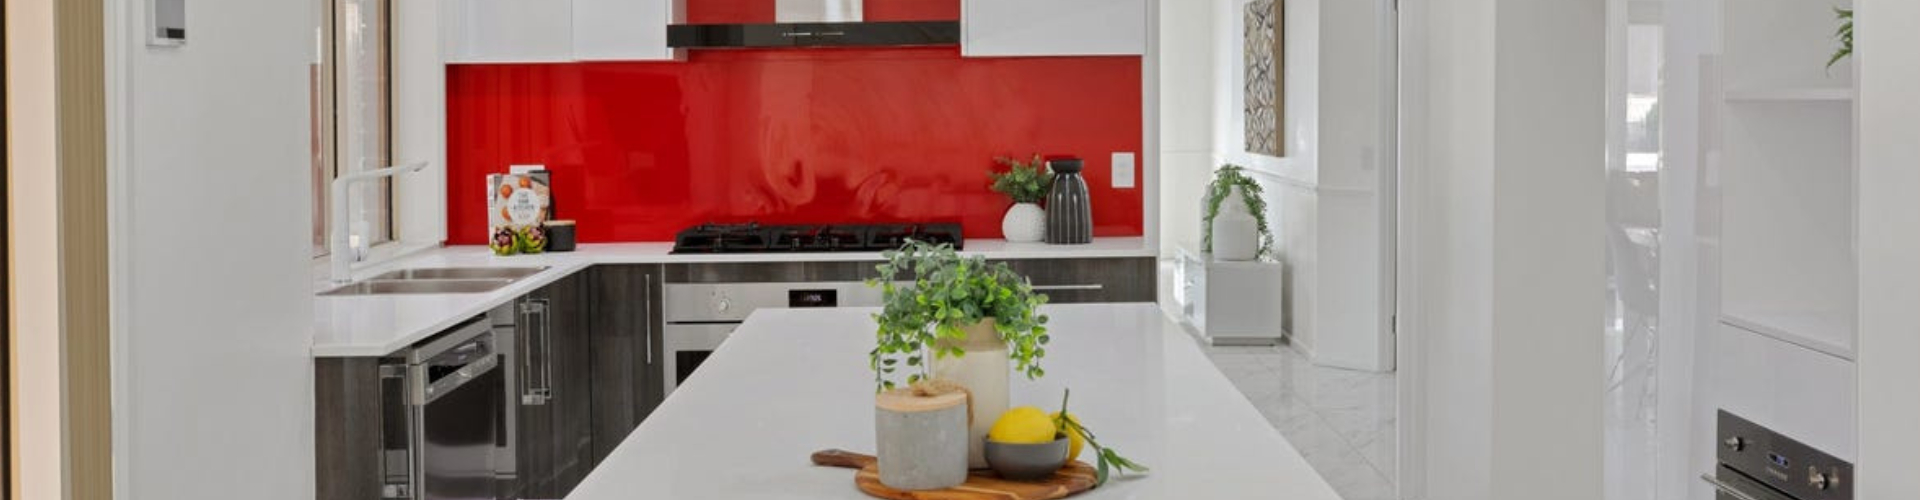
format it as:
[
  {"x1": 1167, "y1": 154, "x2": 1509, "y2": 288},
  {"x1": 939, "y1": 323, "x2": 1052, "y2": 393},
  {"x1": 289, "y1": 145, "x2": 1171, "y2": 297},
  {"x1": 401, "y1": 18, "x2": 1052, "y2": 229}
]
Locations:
[
  {"x1": 370, "y1": 266, "x2": 549, "y2": 281},
  {"x1": 318, "y1": 278, "x2": 516, "y2": 296}
]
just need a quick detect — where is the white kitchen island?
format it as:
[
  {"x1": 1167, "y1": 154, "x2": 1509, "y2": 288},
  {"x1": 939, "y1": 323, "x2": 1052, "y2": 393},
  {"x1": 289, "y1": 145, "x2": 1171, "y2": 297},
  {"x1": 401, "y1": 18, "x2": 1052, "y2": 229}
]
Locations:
[{"x1": 565, "y1": 304, "x2": 1343, "y2": 500}]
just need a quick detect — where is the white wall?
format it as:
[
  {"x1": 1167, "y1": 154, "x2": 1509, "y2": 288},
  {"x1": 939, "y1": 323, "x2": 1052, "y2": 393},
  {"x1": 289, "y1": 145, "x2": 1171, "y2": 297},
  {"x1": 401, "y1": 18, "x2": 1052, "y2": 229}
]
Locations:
[
  {"x1": 1406, "y1": 0, "x2": 1606, "y2": 498},
  {"x1": 1157, "y1": 0, "x2": 1217, "y2": 259},
  {"x1": 7, "y1": 0, "x2": 63, "y2": 497},
  {"x1": 1174, "y1": 0, "x2": 1385, "y2": 369},
  {"x1": 111, "y1": 0, "x2": 318, "y2": 497},
  {"x1": 1856, "y1": 0, "x2": 1920, "y2": 495}
]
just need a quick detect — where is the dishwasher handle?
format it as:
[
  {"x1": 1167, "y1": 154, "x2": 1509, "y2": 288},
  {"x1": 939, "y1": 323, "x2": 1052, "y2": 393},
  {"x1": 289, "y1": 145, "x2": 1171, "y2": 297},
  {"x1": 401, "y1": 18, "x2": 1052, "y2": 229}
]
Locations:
[{"x1": 416, "y1": 354, "x2": 500, "y2": 406}]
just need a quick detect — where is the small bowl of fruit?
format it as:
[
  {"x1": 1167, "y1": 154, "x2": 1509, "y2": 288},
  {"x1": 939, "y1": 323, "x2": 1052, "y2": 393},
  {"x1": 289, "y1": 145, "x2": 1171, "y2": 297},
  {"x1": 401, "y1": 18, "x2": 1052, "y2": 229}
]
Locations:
[{"x1": 983, "y1": 407, "x2": 1078, "y2": 481}]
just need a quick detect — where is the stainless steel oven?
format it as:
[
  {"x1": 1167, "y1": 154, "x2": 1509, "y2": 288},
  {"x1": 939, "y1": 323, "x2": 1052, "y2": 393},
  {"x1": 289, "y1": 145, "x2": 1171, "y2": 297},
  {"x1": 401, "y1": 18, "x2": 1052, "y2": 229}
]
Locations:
[
  {"x1": 661, "y1": 282, "x2": 882, "y2": 396},
  {"x1": 1704, "y1": 410, "x2": 1852, "y2": 500}
]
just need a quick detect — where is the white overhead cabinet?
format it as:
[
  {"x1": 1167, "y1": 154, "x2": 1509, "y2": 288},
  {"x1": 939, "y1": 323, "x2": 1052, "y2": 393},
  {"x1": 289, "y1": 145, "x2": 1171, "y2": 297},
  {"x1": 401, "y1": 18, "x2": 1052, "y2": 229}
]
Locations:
[
  {"x1": 961, "y1": 0, "x2": 1147, "y2": 57},
  {"x1": 443, "y1": 0, "x2": 684, "y2": 63},
  {"x1": 443, "y1": 0, "x2": 575, "y2": 63},
  {"x1": 574, "y1": 0, "x2": 685, "y2": 61}
]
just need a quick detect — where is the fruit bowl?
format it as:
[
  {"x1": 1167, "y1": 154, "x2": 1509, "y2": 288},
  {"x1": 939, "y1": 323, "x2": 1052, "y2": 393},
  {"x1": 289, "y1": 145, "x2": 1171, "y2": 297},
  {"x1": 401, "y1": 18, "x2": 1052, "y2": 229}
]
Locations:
[{"x1": 983, "y1": 436, "x2": 1071, "y2": 481}]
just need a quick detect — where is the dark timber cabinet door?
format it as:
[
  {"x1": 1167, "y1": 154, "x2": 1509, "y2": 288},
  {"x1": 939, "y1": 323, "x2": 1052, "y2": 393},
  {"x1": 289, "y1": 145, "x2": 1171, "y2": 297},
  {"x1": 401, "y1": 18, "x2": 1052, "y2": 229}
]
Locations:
[
  {"x1": 994, "y1": 257, "x2": 1157, "y2": 304},
  {"x1": 513, "y1": 272, "x2": 595, "y2": 498},
  {"x1": 587, "y1": 264, "x2": 666, "y2": 463}
]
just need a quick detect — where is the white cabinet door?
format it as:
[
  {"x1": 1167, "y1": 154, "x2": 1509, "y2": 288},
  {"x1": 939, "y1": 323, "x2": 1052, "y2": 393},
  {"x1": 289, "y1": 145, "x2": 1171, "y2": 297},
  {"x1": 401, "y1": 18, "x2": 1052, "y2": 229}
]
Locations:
[
  {"x1": 443, "y1": 0, "x2": 574, "y2": 63},
  {"x1": 961, "y1": 0, "x2": 1147, "y2": 57},
  {"x1": 574, "y1": 0, "x2": 684, "y2": 61}
]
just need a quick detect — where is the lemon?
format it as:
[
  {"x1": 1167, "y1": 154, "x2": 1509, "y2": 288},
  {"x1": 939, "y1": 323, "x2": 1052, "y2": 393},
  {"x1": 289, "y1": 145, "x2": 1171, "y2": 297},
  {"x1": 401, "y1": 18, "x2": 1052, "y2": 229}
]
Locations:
[
  {"x1": 1052, "y1": 411, "x2": 1085, "y2": 461},
  {"x1": 988, "y1": 406, "x2": 1057, "y2": 444}
]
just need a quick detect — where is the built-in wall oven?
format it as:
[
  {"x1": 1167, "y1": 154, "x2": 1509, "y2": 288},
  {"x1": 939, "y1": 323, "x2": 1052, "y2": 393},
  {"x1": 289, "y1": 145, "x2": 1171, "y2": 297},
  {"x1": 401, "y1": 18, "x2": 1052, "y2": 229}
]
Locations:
[
  {"x1": 661, "y1": 282, "x2": 882, "y2": 395},
  {"x1": 1704, "y1": 410, "x2": 1852, "y2": 500}
]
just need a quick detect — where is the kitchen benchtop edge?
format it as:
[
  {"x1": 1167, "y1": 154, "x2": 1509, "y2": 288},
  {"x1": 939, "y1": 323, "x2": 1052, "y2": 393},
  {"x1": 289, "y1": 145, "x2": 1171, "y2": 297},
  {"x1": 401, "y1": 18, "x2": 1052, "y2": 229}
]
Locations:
[{"x1": 311, "y1": 237, "x2": 1152, "y2": 357}]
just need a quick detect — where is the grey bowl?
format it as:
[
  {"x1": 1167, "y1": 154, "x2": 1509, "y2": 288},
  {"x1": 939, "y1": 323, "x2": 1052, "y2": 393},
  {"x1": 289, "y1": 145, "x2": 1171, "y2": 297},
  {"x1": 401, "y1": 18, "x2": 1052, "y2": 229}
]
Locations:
[{"x1": 983, "y1": 436, "x2": 1071, "y2": 481}]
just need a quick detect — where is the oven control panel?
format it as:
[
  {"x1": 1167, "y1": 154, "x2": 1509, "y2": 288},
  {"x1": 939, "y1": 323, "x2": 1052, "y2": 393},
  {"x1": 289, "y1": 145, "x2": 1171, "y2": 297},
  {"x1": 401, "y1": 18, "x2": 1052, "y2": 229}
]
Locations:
[{"x1": 1715, "y1": 410, "x2": 1852, "y2": 500}]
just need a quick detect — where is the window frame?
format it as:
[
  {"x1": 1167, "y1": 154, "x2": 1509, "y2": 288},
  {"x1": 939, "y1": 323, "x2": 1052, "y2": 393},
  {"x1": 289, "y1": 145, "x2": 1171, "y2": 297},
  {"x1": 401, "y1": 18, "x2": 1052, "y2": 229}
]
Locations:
[{"x1": 313, "y1": 0, "x2": 397, "y2": 259}]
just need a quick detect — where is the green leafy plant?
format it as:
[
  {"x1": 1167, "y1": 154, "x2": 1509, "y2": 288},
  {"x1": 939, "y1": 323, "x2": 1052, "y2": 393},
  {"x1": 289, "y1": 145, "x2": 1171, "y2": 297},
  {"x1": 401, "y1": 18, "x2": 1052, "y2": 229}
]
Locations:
[
  {"x1": 989, "y1": 154, "x2": 1054, "y2": 204},
  {"x1": 1201, "y1": 165, "x2": 1277, "y2": 260},
  {"x1": 1055, "y1": 389, "x2": 1148, "y2": 486},
  {"x1": 1829, "y1": 7, "x2": 1853, "y2": 70},
  {"x1": 868, "y1": 240, "x2": 1051, "y2": 391}
]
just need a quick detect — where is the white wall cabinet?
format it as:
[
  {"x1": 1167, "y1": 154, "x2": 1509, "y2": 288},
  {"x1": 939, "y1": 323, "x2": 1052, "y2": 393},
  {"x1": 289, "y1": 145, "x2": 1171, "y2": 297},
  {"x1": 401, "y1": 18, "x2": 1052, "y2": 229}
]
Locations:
[
  {"x1": 574, "y1": 0, "x2": 685, "y2": 61},
  {"x1": 443, "y1": 0, "x2": 683, "y2": 63},
  {"x1": 443, "y1": 0, "x2": 575, "y2": 63},
  {"x1": 961, "y1": 0, "x2": 1148, "y2": 57}
]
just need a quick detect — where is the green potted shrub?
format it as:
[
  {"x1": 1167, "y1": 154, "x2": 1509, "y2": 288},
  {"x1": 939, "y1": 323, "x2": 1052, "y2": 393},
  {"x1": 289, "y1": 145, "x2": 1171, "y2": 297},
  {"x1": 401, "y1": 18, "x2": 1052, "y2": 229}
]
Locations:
[
  {"x1": 990, "y1": 154, "x2": 1053, "y2": 243},
  {"x1": 1202, "y1": 165, "x2": 1276, "y2": 261},
  {"x1": 869, "y1": 240, "x2": 1050, "y2": 468}
]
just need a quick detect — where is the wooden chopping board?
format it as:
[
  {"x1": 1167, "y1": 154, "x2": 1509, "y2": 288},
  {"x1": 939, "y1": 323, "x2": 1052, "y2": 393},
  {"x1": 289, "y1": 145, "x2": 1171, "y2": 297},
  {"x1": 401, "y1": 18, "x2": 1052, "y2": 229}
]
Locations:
[{"x1": 811, "y1": 450, "x2": 1098, "y2": 500}]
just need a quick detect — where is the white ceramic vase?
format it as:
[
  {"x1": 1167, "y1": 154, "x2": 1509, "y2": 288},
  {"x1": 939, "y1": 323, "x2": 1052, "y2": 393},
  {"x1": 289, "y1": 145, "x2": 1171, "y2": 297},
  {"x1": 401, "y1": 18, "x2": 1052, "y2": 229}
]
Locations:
[
  {"x1": 1001, "y1": 203, "x2": 1047, "y2": 243},
  {"x1": 1212, "y1": 189, "x2": 1261, "y2": 261},
  {"x1": 931, "y1": 320, "x2": 1009, "y2": 469}
]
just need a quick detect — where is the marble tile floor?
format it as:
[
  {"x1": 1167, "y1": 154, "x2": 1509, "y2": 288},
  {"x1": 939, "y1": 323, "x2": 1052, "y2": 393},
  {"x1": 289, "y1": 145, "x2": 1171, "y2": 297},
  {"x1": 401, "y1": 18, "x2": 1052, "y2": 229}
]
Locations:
[{"x1": 1205, "y1": 343, "x2": 1398, "y2": 500}]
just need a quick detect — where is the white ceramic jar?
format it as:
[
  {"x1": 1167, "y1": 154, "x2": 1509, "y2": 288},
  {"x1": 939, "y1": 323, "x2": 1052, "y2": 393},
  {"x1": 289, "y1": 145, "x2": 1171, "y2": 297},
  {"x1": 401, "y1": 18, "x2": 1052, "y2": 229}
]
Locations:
[{"x1": 1212, "y1": 190, "x2": 1260, "y2": 261}]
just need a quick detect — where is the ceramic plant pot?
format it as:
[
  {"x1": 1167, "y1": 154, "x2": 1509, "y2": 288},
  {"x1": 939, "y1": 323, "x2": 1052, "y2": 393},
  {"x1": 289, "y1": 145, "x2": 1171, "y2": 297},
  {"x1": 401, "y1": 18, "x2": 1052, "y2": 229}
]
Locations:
[
  {"x1": 932, "y1": 320, "x2": 1009, "y2": 469},
  {"x1": 1001, "y1": 203, "x2": 1047, "y2": 243},
  {"x1": 1211, "y1": 189, "x2": 1260, "y2": 261}
]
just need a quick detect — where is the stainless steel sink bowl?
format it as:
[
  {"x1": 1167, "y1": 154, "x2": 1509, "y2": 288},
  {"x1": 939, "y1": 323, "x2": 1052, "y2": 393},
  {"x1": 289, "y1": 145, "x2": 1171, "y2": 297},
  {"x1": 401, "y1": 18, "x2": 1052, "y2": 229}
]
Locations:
[
  {"x1": 318, "y1": 279, "x2": 515, "y2": 297},
  {"x1": 370, "y1": 266, "x2": 549, "y2": 281}
]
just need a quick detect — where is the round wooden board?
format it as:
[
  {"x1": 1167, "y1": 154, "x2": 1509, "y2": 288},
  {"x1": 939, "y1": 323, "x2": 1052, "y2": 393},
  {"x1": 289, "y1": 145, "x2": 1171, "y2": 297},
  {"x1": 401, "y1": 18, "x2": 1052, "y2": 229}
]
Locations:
[{"x1": 852, "y1": 462, "x2": 1098, "y2": 500}]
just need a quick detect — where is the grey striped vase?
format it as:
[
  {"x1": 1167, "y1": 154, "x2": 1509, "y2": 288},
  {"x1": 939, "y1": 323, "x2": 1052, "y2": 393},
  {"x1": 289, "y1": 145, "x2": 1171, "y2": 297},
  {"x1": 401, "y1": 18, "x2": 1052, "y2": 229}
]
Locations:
[{"x1": 1045, "y1": 158, "x2": 1093, "y2": 245}]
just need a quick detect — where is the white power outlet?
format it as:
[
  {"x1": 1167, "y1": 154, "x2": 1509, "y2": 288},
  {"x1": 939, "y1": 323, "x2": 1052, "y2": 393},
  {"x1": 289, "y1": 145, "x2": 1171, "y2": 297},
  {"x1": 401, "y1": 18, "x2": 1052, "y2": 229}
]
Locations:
[{"x1": 1112, "y1": 153, "x2": 1136, "y2": 188}]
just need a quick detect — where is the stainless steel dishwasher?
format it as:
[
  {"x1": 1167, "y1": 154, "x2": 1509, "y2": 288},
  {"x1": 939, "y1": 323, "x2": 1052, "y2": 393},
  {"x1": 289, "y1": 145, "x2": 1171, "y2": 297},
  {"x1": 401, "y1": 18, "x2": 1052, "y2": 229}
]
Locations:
[{"x1": 407, "y1": 316, "x2": 508, "y2": 500}]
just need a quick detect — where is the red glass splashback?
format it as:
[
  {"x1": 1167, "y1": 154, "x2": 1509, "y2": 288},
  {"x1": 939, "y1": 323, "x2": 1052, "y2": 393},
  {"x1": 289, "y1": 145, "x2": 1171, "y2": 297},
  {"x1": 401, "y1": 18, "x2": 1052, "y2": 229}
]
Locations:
[{"x1": 446, "y1": 48, "x2": 1144, "y2": 244}]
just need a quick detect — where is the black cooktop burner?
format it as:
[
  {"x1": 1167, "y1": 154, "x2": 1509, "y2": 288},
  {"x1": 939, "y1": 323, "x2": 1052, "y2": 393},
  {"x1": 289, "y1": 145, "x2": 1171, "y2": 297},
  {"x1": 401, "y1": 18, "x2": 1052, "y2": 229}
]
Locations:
[{"x1": 672, "y1": 222, "x2": 963, "y2": 253}]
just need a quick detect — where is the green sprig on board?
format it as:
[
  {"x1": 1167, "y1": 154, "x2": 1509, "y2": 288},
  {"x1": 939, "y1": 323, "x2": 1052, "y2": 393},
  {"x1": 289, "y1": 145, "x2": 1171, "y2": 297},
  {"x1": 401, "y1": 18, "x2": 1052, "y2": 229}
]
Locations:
[{"x1": 1055, "y1": 389, "x2": 1148, "y2": 486}]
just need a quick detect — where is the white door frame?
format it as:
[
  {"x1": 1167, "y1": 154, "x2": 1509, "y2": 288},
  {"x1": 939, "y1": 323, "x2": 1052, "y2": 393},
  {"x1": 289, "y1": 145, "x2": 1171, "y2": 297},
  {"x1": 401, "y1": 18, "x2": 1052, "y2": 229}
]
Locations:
[{"x1": 1392, "y1": 0, "x2": 1428, "y2": 496}]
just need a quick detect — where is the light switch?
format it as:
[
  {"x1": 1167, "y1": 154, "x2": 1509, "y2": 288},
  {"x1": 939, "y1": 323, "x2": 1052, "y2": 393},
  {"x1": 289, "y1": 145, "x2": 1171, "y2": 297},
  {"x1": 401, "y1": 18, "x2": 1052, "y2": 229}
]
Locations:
[
  {"x1": 149, "y1": 0, "x2": 187, "y2": 46},
  {"x1": 1112, "y1": 153, "x2": 1136, "y2": 189}
]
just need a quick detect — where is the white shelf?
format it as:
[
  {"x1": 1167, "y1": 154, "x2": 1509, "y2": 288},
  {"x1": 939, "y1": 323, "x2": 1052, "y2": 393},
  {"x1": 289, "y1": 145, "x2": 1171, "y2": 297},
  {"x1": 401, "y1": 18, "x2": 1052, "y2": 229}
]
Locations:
[
  {"x1": 1721, "y1": 311, "x2": 1856, "y2": 361},
  {"x1": 1723, "y1": 88, "x2": 1854, "y2": 102}
]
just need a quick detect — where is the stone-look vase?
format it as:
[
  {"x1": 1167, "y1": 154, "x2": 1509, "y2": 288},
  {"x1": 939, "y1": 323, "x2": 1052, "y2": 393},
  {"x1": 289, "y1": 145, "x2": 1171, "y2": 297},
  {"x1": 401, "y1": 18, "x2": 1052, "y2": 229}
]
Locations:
[
  {"x1": 1211, "y1": 189, "x2": 1260, "y2": 261},
  {"x1": 1001, "y1": 203, "x2": 1047, "y2": 243},
  {"x1": 932, "y1": 320, "x2": 1009, "y2": 469},
  {"x1": 874, "y1": 389, "x2": 970, "y2": 490}
]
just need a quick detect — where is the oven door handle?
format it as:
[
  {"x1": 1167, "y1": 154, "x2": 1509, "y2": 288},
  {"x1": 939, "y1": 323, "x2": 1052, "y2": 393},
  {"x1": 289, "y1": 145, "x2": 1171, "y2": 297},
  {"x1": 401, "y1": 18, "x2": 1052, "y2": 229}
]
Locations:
[{"x1": 1700, "y1": 474, "x2": 1786, "y2": 500}]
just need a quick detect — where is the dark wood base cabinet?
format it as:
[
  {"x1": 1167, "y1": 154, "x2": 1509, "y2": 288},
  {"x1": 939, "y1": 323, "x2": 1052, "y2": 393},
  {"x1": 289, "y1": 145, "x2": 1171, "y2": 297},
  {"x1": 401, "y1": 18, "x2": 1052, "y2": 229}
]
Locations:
[
  {"x1": 586, "y1": 265, "x2": 666, "y2": 464},
  {"x1": 316, "y1": 267, "x2": 665, "y2": 500}
]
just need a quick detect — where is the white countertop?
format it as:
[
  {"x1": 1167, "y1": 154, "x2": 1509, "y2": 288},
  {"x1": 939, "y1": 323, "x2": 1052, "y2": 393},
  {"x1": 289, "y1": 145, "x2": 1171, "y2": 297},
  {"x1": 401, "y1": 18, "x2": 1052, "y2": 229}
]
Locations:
[
  {"x1": 312, "y1": 237, "x2": 1152, "y2": 357},
  {"x1": 565, "y1": 304, "x2": 1341, "y2": 500}
]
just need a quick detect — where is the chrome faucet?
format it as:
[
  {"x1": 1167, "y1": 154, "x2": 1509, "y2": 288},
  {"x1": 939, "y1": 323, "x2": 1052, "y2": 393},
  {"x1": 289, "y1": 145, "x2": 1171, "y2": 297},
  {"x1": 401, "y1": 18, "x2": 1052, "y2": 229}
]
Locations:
[{"x1": 331, "y1": 161, "x2": 429, "y2": 284}]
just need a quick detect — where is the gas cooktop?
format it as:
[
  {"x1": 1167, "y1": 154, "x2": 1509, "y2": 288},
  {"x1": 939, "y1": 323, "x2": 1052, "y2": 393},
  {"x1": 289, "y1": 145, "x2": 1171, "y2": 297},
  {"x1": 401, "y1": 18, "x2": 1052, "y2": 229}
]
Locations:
[{"x1": 670, "y1": 222, "x2": 964, "y2": 253}]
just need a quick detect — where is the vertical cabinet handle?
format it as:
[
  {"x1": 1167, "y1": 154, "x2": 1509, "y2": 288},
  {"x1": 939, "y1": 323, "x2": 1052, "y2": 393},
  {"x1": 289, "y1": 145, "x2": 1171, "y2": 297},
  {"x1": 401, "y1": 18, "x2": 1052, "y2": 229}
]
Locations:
[
  {"x1": 644, "y1": 273, "x2": 655, "y2": 365},
  {"x1": 521, "y1": 299, "x2": 553, "y2": 405}
]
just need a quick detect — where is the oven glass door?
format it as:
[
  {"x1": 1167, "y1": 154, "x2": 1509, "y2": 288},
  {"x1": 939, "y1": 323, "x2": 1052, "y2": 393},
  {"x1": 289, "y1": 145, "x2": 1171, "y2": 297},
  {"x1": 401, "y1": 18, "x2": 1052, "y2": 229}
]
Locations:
[{"x1": 662, "y1": 323, "x2": 737, "y2": 396}]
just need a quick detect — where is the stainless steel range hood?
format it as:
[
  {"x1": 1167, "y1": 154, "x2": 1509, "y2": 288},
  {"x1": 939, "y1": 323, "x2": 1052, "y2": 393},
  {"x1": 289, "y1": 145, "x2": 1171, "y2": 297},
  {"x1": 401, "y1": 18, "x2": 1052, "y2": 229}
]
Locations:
[{"x1": 668, "y1": 0, "x2": 960, "y2": 49}]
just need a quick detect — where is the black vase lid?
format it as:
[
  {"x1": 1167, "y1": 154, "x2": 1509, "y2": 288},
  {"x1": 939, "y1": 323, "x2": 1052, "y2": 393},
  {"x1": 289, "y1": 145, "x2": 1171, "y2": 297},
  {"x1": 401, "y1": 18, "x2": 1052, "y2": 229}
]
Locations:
[{"x1": 1047, "y1": 157, "x2": 1084, "y2": 174}]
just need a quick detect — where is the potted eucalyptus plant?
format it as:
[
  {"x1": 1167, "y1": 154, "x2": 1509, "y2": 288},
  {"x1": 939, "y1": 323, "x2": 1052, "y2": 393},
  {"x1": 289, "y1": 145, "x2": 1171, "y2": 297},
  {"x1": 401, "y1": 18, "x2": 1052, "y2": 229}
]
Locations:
[
  {"x1": 870, "y1": 240, "x2": 1051, "y2": 469},
  {"x1": 990, "y1": 154, "x2": 1053, "y2": 243},
  {"x1": 1202, "y1": 165, "x2": 1276, "y2": 261}
]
